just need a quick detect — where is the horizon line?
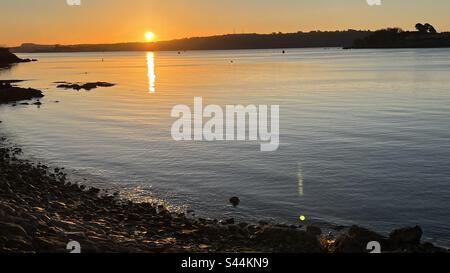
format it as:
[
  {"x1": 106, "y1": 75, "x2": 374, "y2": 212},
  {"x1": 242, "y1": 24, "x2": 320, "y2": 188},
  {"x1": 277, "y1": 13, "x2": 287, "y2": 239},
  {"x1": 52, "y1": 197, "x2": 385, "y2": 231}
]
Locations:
[{"x1": 6, "y1": 26, "x2": 450, "y2": 48}]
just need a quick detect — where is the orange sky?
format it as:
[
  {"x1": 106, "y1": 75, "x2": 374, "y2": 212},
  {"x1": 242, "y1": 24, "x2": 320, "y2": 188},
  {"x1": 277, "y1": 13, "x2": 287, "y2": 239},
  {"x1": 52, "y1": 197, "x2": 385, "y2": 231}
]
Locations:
[{"x1": 1, "y1": 0, "x2": 450, "y2": 47}]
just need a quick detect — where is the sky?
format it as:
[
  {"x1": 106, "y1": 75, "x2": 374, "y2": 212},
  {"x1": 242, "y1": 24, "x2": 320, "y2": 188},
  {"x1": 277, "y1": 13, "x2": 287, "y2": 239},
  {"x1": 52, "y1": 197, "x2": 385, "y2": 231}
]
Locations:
[{"x1": 1, "y1": 0, "x2": 450, "y2": 46}]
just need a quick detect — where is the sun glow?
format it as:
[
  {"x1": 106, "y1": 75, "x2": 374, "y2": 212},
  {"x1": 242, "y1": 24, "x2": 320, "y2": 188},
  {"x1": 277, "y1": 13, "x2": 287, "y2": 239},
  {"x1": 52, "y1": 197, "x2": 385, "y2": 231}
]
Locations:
[{"x1": 145, "y1": 31, "x2": 155, "y2": 42}]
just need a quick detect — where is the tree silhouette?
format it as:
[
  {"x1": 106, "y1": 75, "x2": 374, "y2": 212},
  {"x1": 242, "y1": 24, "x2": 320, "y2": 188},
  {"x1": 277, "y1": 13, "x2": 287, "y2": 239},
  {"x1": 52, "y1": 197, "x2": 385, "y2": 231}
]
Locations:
[
  {"x1": 424, "y1": 23, "x2": 437, "y2": 34},
  {"x1": 416, "y1": 23, "x2": 438, "y2": 34},
  {"x1": 415, "y1": 23, "x2": 427, "y2": 33}
]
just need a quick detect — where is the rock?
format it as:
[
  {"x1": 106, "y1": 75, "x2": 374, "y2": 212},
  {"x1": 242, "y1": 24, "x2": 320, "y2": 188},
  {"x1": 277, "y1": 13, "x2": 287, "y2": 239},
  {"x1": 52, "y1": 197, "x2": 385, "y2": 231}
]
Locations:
[
  {"x1": 0, "y1": 83, "x2": 44, "y2": 105},
  {"x1": 229, "y1": 197, "x2": 240, "y2": 207},
  {"x1": 238, "y1": 222, "x2": 249, "y2": 229},
  {"x1": 306, "y1": 226, "x2": 322, "y2": 236},
  {"x1": 227, "y1": 224, "x2": 242, "y2": 233},
  {"x1": 331, "y1": 234, "x2": 364, "y2": 253},
  {"x1": 256, "y1": 226, "x2": 321, "y2": 253},
  {"x1": 331, "y1": 226, "x2": 387, "y2": 253},
  {"x1": 220, "y1": 218, "x2": 235, "y2": 225},
  {"x1": 5, "y1": 236, "x2": 33, "y2": 251},
  {"x1": 34, "y1": 236, "x2": 67, "y2": 251},
  {"x1": 389, "y1": 226, "x2": 423, "y2": 246},
  {"x1": 0, "y1": 48, "x2": 34, "y2": 66},
  {"x1": 0, "y1": 222, "x2": 29, "y2": 238},
  {"x1": 347, "y1": 225, "x2": 385, "y2": 241},
  {"x1": 56, "y1": 82, "x2": 115, "y2": 91},
  {"x1": 127, "y1": 213, "x2": 141, "y2": 222}
]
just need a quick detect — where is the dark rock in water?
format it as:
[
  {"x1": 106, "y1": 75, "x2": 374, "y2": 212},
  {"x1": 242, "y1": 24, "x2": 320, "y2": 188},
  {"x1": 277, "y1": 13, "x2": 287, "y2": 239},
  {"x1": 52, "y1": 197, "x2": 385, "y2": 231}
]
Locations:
[
  {"x1": 331, "y1": 226, "x2": 388, "y2": 253},
  {"x1": 220, "y1": 218, "x2": 235, "y2": 225},
  {"x1": 347, "y1": 225, "x2": 385, "y2": 241},
  {"x1": 0, "y1": 83, "x2": 44, "y2": 105},
  {"x1": 56, "y1": 81, "x2": 115, "y2": 91},
  {"x1": 0, "y1": 80, "x2": 25, "y2": 85},
  {"x1": 33, "y1": 101, "x2": 42, "y2": 106},
  {"x1": 389, "y1": 226, "x2": 423, "y2": 246},
  {"x1": 0, "y1": 48, "x2": 36, "y2": 67},
  {"x1": 229, "y1": 197, "x2": 240, "y2": 207},
  {"x1": 306, "y1": 226, "x2": 322, "y2": 236},
  {"x1": 256, "y1": 226, "x2": 321, "y2": 253},
  {"x1": 332, "y1": 225, "x2": 347, "y2": 231}
]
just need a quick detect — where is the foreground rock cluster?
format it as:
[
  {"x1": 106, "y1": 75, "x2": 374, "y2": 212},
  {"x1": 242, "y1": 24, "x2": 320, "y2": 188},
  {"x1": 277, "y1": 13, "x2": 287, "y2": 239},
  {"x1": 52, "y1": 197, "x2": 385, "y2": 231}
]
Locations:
[
  {"x1": 0, "y1": 139, "x2": 322, "y2": 253},
  {"x1": 1, "y1": 137, "x2": 448, "y2": 253},
  {"x1": 0, "y1": 81, "x2": 44, "y2": 104}
]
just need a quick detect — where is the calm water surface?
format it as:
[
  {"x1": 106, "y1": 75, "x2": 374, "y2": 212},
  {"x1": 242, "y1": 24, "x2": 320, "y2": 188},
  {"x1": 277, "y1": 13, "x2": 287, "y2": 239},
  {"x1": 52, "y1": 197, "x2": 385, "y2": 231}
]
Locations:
[{"x1": 1, "y1": 48, "x2": 449, "y2": 246}]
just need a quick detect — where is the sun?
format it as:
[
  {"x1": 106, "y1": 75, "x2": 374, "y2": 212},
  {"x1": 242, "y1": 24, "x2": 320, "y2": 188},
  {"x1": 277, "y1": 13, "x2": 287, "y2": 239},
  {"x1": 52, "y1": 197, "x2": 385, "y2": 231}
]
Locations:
[{"x1": 145, "y1": 31, "x2": 155, "y2": 42}]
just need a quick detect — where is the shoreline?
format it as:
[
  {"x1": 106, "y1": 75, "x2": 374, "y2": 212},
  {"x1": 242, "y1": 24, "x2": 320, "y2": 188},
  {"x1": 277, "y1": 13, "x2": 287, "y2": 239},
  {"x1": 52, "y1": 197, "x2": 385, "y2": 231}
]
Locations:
[
  {"x1": 0, "y1": 117, "x2": 448, "y2": 253},
  {"x1": 0, "y1": 73, "x2": 448, "y2": 253},
  {"x1": 0, "y1": 129, "x2": 323, "y2": 253}
]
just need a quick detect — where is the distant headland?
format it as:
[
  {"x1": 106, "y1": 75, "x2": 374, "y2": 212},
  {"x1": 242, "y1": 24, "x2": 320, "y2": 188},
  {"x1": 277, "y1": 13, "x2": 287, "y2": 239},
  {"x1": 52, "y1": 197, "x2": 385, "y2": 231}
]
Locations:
[
  {"x1": 348, "y1": 23, "x2": 450, "y2": 49},
  {"x1": 7, "y1": 25, "x2": 450, "y2": 54},
  {"x1": 0, "y1": 48, "x2": 36, "y2": 67},
  {"x1": 10, "y1": 30, "x2": 372, "y2": 53}
]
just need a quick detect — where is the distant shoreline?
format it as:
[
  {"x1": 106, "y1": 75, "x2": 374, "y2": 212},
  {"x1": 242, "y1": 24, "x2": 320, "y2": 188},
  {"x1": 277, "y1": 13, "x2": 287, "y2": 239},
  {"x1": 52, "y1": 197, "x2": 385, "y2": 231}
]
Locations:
[
  {"x1": 9, "y1": 28, "x2": 450, "y2": 54},
  {"x1": 9, "y1": 31, "x2": 372, "y2": 53}
]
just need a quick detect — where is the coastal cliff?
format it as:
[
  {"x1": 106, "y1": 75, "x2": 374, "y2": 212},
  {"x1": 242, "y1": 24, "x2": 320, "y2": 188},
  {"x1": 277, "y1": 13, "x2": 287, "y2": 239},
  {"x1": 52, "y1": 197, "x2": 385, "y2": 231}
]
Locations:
[{"x1": 0, "y1": 48, "x2": 35, "y2": 67}]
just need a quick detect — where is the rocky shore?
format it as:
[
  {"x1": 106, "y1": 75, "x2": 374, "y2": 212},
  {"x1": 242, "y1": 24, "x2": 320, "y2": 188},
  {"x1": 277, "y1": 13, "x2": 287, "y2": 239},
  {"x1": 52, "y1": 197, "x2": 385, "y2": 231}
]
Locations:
[
  {"x1": 0, "y1": 48, "x2": 36, "y2": 67},
  {"x1": 55, "y1": 81, "x2": 116, "y2": 91},
  {"x1": 0, "y1": 81, "x2": 44, "y2": 104},
  {"x1": 0, "y1": 84, "x2": 448, "y2": 253}
]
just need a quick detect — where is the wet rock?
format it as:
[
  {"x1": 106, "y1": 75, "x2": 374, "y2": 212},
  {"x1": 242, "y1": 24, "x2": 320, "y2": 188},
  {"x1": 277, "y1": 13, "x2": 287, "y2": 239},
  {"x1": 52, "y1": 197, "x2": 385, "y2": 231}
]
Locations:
[
  {"x1": 127, "y1": 213, "x2": 141, "y2": 222},
  {"x1": 389, "y1": 226, "x2": 423, "y2": 246},
  {"x1": 0, "y1": 81, "x2": 44, "y2": 105},
  {"x1": 5, "y1": 236, "x2": 33, "y2": 251},
  {"x1": 229, "y1": 197, "x2": 240, "y2": 207},
  {"x1": 256, "y1": 226, "x2": 321, "y2": 253},
  {"x1": 306, "y1": 226, "x2": 322, "y2": 236},
  {"x1": 331, "y1": 226, "x2": 387, "y2": 253},
  {"x1": 220, "y1": 218, "x2": 235, "y2": 225},
  {"x1": 227, "y1": 224, "x2": 242, "y2": 233},
  {"x1": 0, "y1": 222, "x2": 29, "y2": 238},
  {"x1": 238, "y1": 222, "x2": 249, "y2": 229},
  {"x1": 56, "y1": 82, "x2": 115, "y2": 91},
  {"x1": 34, "y1": 236, "x2": 66, "y2": 251}
]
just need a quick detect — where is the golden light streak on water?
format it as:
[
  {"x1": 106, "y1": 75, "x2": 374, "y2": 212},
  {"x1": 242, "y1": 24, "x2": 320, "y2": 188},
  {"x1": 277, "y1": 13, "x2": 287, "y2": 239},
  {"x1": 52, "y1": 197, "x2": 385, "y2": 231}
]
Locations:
[{"x1": 147, "y1": 52, "x2": 156, "y2": 93}]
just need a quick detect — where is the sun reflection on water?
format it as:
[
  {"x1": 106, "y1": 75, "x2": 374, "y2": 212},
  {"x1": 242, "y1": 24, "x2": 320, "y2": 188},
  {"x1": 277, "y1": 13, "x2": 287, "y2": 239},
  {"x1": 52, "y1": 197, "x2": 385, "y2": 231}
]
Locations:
[{"x1": 147, "y1": 52, "x2": 156, "y2": 93}]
